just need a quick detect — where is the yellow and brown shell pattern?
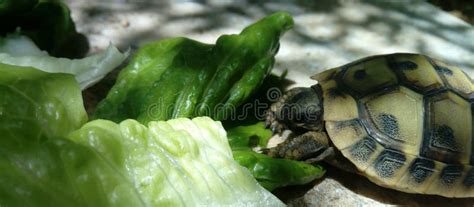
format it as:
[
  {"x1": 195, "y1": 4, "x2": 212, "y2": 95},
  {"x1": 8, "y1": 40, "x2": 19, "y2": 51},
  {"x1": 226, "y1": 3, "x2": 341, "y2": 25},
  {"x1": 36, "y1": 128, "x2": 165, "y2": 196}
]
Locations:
[{"x1": 313, "y1": 53, "x2": 473, "y2": 197}]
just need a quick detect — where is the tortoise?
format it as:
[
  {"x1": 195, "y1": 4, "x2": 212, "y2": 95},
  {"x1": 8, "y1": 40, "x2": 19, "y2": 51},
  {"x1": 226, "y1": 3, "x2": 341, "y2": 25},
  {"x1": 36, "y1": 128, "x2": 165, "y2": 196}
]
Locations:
[{"x1": 265, "y1": 53, "x2": 474, "y2": 198}]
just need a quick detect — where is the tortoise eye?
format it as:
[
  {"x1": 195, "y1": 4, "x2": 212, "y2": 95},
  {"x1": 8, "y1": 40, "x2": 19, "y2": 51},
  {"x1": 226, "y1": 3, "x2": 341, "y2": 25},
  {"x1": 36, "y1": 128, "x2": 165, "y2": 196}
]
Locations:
[{"x1": 353, "y1": 69, "x2": 367, "y2": 80}]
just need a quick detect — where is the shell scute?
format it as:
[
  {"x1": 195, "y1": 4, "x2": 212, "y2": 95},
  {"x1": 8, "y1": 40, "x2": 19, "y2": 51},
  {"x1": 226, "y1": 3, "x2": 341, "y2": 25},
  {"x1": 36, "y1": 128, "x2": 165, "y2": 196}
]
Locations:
[
  {"x1": 339, "y1": 57, "x2": 398, "y2": 97},
  {"x1": 422, "y1": 91, "x2": 472, "y2": 164},
  {"x1": 360, "y1": 86, "x2": 424, "y2": 154},
  {"x1": 430, "y1": 58, "x2": 474, "y2": 99},
  {"x1": 388, "y1": 54, "x2": 445, "y2": 93}
]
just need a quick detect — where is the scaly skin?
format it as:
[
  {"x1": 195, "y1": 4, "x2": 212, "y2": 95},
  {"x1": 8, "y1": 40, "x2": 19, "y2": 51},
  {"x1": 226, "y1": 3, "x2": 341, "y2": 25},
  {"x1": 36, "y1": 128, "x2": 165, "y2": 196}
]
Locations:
[{"x1": 265, "y1": 86, "x2": 330, "y2": 161}]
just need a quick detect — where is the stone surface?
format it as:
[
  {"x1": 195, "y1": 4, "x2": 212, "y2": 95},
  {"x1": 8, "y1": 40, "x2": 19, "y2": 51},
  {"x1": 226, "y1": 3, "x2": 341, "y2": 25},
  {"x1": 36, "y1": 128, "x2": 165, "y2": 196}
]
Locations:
[
  {"x1": 66, "y1": 0, "x2": 474, "y2": 86},
  {"x1": 65, "y1": 0, "x2": 474, "y2": 206},
  {"x1": 277, "y1": 165, "x2": 474, "y2": 206}
]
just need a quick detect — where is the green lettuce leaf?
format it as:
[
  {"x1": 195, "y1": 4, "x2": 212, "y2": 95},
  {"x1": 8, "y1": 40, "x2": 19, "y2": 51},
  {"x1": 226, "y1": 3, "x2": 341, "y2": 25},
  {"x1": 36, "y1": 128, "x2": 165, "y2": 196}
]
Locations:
[
  {"x1": 0, "y1": 1, "x2": 88, "y2": 58},
  {"x1": 0, "y1": 34, "x2": 46, "y2": 56},
  {"x1": 0, "y1": 34, "x2": 127, "y2": 90},
  {"x1": 226, "y1": 122, "x2": 325, "y2": 191},
  {"x1": 227, "y1": 122, "x2": 273, "y2": 150},
  {"x1": 68, "y1": 117, "x2": 285, "y2": 206},
  {"x1": 0, "y1": 63, "x2": 87, "y2": 138},
  {"x1": 0, "y1": 64, "x2": 284, "y2": 206},
  {"x1": 0, "y1": 0, "x2": 37, "y2": 15},
  {"x1": 233, "y1": 150, "x2": 325, "y2": 191},
  {"x1": 93, "y1": 12, "x2": 294, "y2": 123}
]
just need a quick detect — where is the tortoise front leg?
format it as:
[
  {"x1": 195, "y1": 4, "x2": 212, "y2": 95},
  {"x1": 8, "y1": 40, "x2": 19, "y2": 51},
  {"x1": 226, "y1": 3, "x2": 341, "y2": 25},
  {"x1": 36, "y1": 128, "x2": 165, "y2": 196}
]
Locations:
[
  {"x1": 266, "y1": 131, "x2": 360, "y2": 173},
  {"x1": 266, "y1": 131, "x2": 333, "y2": 161}
]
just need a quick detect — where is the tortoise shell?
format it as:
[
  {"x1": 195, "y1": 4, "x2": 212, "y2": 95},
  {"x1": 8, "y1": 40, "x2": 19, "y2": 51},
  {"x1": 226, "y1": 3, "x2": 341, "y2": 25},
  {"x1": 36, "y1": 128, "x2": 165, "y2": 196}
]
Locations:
[{"x1": 312, "y1": 53, "x2": 474, "y2": 198}]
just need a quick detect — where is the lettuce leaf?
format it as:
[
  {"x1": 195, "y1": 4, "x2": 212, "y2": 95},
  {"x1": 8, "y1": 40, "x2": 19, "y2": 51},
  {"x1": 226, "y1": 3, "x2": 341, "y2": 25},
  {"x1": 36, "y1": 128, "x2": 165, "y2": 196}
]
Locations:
[
  {"x1": 0, "y1": 64, "x2": 284, "y2": 206},
  {"x1": 0, "y1": 63, "x2": 94, "y2": 206},
  {"x1": 227, "y1": 122, "x2": 273, "y2": 150},
  {"x1": 0, "y1": 0, "x2": 38, "y2": 15},
  {"x1": 0, "y1": 34, "x2": 47, "y2": 56},
  {"x1": 0, "y1": 63, "x2": 87, "y2": 138},
  {"x1": 0, "y1": 0, "x2": 88, "y2": 58},
  {"x1": 68, "y1": 117, "x2": 285, "y2": 206},
  {"x1": 226, "y1": 122, "x2": 325, "y2": 191},
  {"x1": 0, "y1": 34, "x2": 127, "y2": 90},
  {"x1": 233, "y1": 150, "x2": 325, "y2": 191},
  {"x1": 93, "y1": 12, "x2": 294, "y2": 123}
]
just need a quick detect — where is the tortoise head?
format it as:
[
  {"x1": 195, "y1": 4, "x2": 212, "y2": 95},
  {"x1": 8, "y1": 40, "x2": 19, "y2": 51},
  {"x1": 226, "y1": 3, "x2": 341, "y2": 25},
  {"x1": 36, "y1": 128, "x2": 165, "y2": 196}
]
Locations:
[{"x1": 274, "y1": 85, "x2": 324, "y2": 133}]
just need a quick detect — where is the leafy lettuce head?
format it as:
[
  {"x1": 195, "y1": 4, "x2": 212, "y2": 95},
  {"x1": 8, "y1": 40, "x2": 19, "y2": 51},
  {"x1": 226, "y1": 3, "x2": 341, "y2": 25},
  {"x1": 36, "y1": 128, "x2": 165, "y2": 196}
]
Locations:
[{"x1": 0, "y1": 63, "x2": 284, "y2": 206}]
